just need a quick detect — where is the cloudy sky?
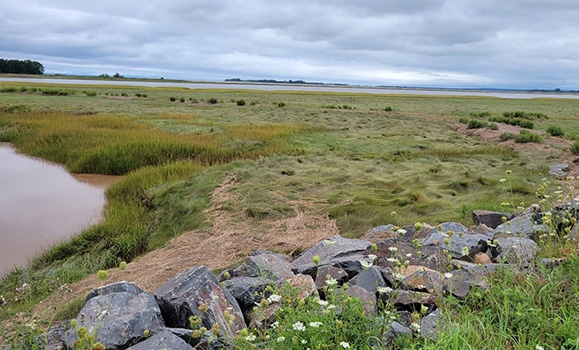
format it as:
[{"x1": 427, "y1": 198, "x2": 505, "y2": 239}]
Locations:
[{"x1": 1, "y1": 1, "x2": 579, "y2": 89}]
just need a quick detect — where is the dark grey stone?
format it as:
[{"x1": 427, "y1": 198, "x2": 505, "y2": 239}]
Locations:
[
  {"x1": 451, "y1": 260, "x2": 506, "y2": 275},
  {"x1": 64, "y1": 291, "x2": 164, "y2": 350},
  {"x1": 314, "y1": 265, "x2": 349, "y2": 290},
  {"x1": 495, "y1": 237, "x2": 538, "y2": 266},
  {"x1": 126, "y1": 330, "x2": 194, "y2": 350},
  {"x1": 223, "y1": 276, "x2": 273, "y2": 312},
  {"x1": 443, "y1": 269, "x2": 487, "y2": 299},
  {"x1": 421, "y1": 308, "x2": 441, "y2": 339},
  {"x1": 384, "y1": 321, "x2": 412, "y2": 344},
  {"x1": 43, "y1": 322, "x2": 68, "y2": 350},
  {"x1": 85, "y1": 281, "x2": 144, "y2": 304},
  {"x1": 154, "y1": 266, "x2": 245, "y2": 341},
  {"x1": 291, "y1": 235, "x2": 372, "y2": 274},
  {"x1": 163, "y1": 328, "x2": 226, "y2": 350},
  {"x1": 422, "y1": 222, "x2": 491, "y2": 259},
  {"x1": 493, "y1": 215, "x2": 548, "y2": 241},
  {"x1": 549, "y1": 163, "x2": 569, "y2": 177},
  {"x1": 344, "y1": 285, "x2": 377, "y2": 315},
  {"x1": 230, "y1": 253, "x2": 295, "y2": 281},
  {"x1": 347, "y1": 266, "x2": 386, "y2": 294},
  {"x1": 472, "y1": 210, "x2": 513, "y2": 229}
]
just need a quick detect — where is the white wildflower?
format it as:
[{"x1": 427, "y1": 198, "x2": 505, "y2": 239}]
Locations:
[
  {"x1": 367, "y1": 254, "x2": 377, "y2": 261},
  {"x1": 377, "y1": 286, "x2": 393, "y2": 294},
  {"x1": 309, "y1": 321, "x2": 323, "y2": 328},
  {"x1": 444, "y1": 272, "x2": 453, "y2": 279},
  {"x1": 276, "y1": 336, "x2": 285, "y2": 342},
  {"x1": 292, "y1": 321, "x2": 306, "y2": 331},
  {"x1": 317, "y1": 299, "x2": 329, "y2": 307},
  {"x1": 340, "y1": 341, "x2": 351, "y2": 348},
  {"x1": 410, "y1": 322, "x2": 421, "y2": 333},
  {"x1": 388, "y1": 247, "x2": 398, "y2": 253},
  {"x1": 245, "y1": 334, "x2": 256, "y2": 341},
  {"x1": 360, "y1": 260, "x2": 373, "y2": 269},
  {"x1": 267, "y1": 294, "x2": 282, "y2": 303},
  {"x1": 325, "y1": 278, "x2": 338, "y2": 286}
]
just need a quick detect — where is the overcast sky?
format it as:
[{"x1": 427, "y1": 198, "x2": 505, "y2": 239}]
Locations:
[{"x1": 1, "y1": 1, "x2": 579, "y2": 88}]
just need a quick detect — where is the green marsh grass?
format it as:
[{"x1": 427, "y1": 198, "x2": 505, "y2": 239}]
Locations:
[{"x1": 2, "y1": 82, "x2": 579, "y2": 346}]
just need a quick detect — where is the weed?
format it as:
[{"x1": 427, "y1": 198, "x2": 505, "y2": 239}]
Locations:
[{"x1": 546, "y1": 125, "x2": 564, "y2": 137}]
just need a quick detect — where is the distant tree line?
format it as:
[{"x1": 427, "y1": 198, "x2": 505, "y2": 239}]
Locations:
[
  {"x1": 225, "y1": 78, "x2": 348, "y2": 86},
  {"x1": 0, "y1": 58, "x2": 44, "y2": 74}
]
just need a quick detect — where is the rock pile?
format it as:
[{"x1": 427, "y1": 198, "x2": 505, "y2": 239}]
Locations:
[{"x1": 43, "y1": 206, "x2": 575, "y2": 349}]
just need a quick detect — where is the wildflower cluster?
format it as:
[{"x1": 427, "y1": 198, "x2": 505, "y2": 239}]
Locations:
[{"x1": 235, "y1": 276, "x2": 376, "y2": 349}]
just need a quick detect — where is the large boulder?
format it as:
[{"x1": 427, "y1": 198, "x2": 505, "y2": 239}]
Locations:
[
  {"x1": 222, "y1": 276, "x2": 273, "y2": 312},
  {"x1": 291, "y1": 235, "x2": 372, "y2": 275},
  {"x1": 495, "y1": 237, "x2": 538, "y2": 266},
  {"x1": 228, "y1": 252, "x2": 295, "y2": 281},
  {"x1": 126, "y1": 330, "x2": 194, "y2": 350},
  {"x1": 64, "y1": 286, "x2": 164, "y2": 350},
  {"x1": 347, "y1": 266, "x2": 387, "y2": 294},
  {"x1": 472, "y1": 210, "x2": 514, "y2": 229},
  {"x1": 85, "y1": 281, "x2": 144, "y2": 304},
  {"x1": 154, "y1": 266, "x2": 245, "y2": 341},
  {"x1": 422, "y1": 222, "x2": 491, "y2": 259},
  {"x1": 493, "y1": 215, "x2": 548, "y2": 241}
]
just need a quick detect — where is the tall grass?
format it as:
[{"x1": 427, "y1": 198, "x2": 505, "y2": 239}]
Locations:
[{"x1": 0, "y1": 111, "x2": 308, "y2": 174}]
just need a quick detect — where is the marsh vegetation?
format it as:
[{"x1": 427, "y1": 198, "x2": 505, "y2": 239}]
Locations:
[{"x1": 1, "y1": 81, "x2": 579, "y2": 348}]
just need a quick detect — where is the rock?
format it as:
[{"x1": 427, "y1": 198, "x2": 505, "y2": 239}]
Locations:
[
  {"x1": 541, "y1": 257, "x2": 566, "y2": 269},
  {"x1": 236, "y1": 252, "x2": 295, "y2": 281},
  {"x1": 64, "y1": 290, "x2": 164, "y2": 350},
  {"x1": 375, "y1": 239, "x2": 447, "y2": 271},
  {"x1": 43, "y1": 322, "x2": 68, "y2": 350},
  {"x1": 222, "y1": 277, "x2": 273, "y2": 312},
  {"x1": 154, "y1": 266, "x2": 245, "y2": 341},
  {"x1": 347, "y1": 266, "x2": 387, "y2": 294},
  {"x1": 474, "y1": 252, "x2": 492, "y2": 264},
  {"x1": 126, "y1": 330, "x2": 194, "y2": 350},
  {"x1": 344, "y1": 285, "x2": 377, "y2": 315},
  {"x1": 549, "y1": 163, "x2": 569, "y2": 177},
  {"x1": 291, "y1": 235, "x2": 372, "y2": 275},
  {"x1": 443, "y1": 269, "x2": 487, "y2": 299},
  {"x1": 451, "y1": 260, "x2": 507, "y2": 275},
  {"x1": 422, "y1": 222, "x2": 492, "y2": 259},
  {"x1": 85, "y1": 281, "x2": 144, "y2": 304},
  {"x1": 472, "y1": 210, "x2": 513, "y2": 229},
  {"x1": 163, "y1": 328, "x2": 226, "y2": 350},
  {"x1": 314, "y1": 265, "x2": 349, "y2": 291},
  {"x1": 288, "y1": 274, "x2": 317, "y2": 299},
  {"x1": 495, "y1": 237, "x2": 538, "y2": 265},
  {"x1": 421, "y1": 309, "x2": 441, "y2": 339},
  {"x1": 403, "y1": 269, "x2": 443, "y2": 295},
  {"x1": 361, "y1": 224, "x2": 398, "y2": 242},
  {"x1": 390, "y1": 290, "x2": 435, "y2": 310},
  {"x1": 384, "y1": 321, "x2": 412, "y2": 344},
  {"x1": 493, "y1": 215, "x2": 548, "y2": 241}
]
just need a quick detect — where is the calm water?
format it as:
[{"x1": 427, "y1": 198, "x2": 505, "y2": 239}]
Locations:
[
  {"x1": 0, "y1": 144, "x2": 120, "y2": 274},
  {"x1": 1, "y1": 77, "x2": 579, "y2": 99}
]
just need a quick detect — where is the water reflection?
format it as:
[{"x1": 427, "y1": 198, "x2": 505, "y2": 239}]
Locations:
[{"x1": 0, "y1": 144, "x2": 120, "y2": 274}]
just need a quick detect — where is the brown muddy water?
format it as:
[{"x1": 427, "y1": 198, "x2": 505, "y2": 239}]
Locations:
[{"x1": 0, "y1": 144, "x2": 121, "y2": 275}]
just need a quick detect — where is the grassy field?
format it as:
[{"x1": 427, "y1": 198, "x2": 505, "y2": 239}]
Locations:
[{"x1": 1, "y1": 81, "x2": 579, "y2": 347}]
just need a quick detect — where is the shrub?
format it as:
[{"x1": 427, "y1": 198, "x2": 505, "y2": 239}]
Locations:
[
  {"x1": 489, "y1": 123, "x2": 499, "y2": 130},
  {"x1": 458, "y1": 117, "x2": 469, "y2": 124},
  {"x1": 517, "y1": 120, "x2": 534, "y2": 129},
  {"x1": 467, "y1": 119, "x2": 488, "y2": 129},
  {"x1": 236, "y1": 100, "x2": 246, "y2": 106},
  {"x1": 120, "y1": 92, "x2": 128, "y2": 97},
  {"x1": 277, "y1": 102, "x2": 286, "y2": 108},
  {"x1": 571, "y1": 141, "x2": 579, "y2": 155},
  {"x1": 470, "y1": 111, "x2": 491, "y2": 118},
  {"x1": 208, "y1": 98, "x2": 218, "y2": 104},
  {"x1": 499, "y1": 133, "x2": 515, "y2": 142},
  {"x1": 169, "y1": 97, "x2": 176, "y2": 102},
  {"x1": 84, "y1": 91, "x2": 97, "y2": 97},
  {"x1": 179, "y1": 97, "x2": 185, "y2": 103},
  {"x1": 384, "y1": 106, "x2": 393, "y2": 111},
  {"x1": 135, "y1": 93, "x2": 141, "y2": 97},
  {"x1": 514, "y1": 130, "x2": 543, "y2": 143},
  {"x1": 546, "y1": 125, "x2": 564, "y2": 137},
  {"x1": 0, "y1": 87, "x2": 18, "y2": 93}
]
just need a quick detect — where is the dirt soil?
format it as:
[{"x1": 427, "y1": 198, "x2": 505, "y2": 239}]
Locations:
[{"x1": 33, "y1": 174, "x2": 338, "y2": 320}]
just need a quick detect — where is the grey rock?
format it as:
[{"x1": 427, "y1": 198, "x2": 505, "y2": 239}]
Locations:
[
  {"x1": 421, "y1": 309, "x2": 441, "y2": 339},
  {"x1": 403, "y1": 269, "x2": 443, "y2": 296},
  {"x1": 443, "y1": 269, "x2": 487, "y2": 299},
  {"x1": 344, "y1": 285, "x2": 377, "y2": 315},
  {"x1": 472, "y1": 210, "x2": 514, "y2": 229},
  {"x1": 163, "y1": 328, "x2": 226, "y2": 350},
  {"x1": 347, "y1": 266, "x2": 386, "y2": 294},
  {"x1": 223, "y1": 276, "x2": 273, "y2": 312},
  {"x1": 314, "y1": 265, "x2": 349, "y2": 290},
  {"x1": 85, "y1": 281, "x2": 144, "y2": 304},
  {"x1": 390, "y1": 290, "x2": 436, "y2": 309},
  {"x1": 236, "y1": 253, "x2": 295, "y2": 280},
  {"x1": 451, "y1": 260, "x2": 507, "y2": 275},
  {"x1": 126, "y1": 330, "x2": 194, "y2": 350},
  {"x1": 384, "y1": 321, "x2": 412, "y2": 344},
  {"x1": 422, "y1": 222, "x2": 491, "y2": 259},
  {"x1": 291, "y1": 235, "x2": 372, "y2": 274},
  {"x1": 541, "y1": 257, "x2": 566, "y2": 269},
  {"x1": 154, "y1": 266, "x2": 245, "y2": 341},
  {"x1": 549, "y1": 163, "x2": 569, "y2": 177},
  {"x1": 495, "y1": 237, "x2": 538, "y2": 265},
  {"x1": 493, "y1": 215, "x2": 548, "y2": 241},
  {"x1": 64, "y1": 291, "x2": 164, "y2": 350},
  {"x1": 43, "y1": 322, "x2": 68, "y2": 350}
]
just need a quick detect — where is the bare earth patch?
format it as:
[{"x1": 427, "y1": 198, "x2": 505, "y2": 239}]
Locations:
[{"x1": 33, "y1": 174, "x2": 338, "y2": 320}]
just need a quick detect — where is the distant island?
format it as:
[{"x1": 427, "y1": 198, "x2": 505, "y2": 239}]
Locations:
[{"x1": 225, "y1": 78, "x2": 349, "y2": 86}]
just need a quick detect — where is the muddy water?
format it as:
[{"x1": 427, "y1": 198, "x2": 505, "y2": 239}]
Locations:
[{"x1": 0, "y1": 144, "x2": 121, "y2": 274}]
